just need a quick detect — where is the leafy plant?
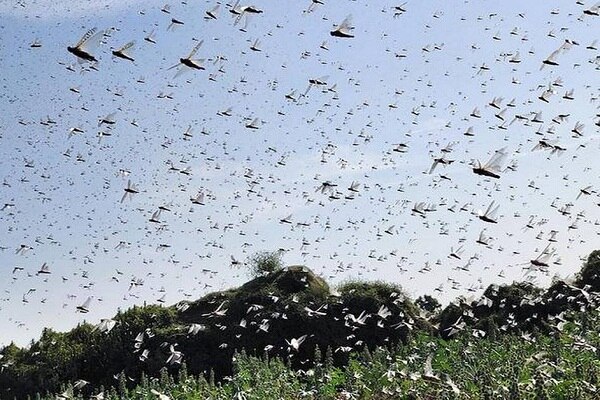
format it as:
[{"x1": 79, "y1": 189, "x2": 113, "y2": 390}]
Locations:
[{"x1": 246, "y1": 250, "x2": 284, "y2": 278}]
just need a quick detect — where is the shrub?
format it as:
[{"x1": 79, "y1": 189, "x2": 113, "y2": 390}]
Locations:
[
  {"x1": 415, "y1": 295, "x2": 441, "y2": 314},
  {"x1": 576, "y1": 250, "x2": 600, "y2": 290},
  {"x1": 246, "y1": 250, "x2": 284, "y2": 278}
]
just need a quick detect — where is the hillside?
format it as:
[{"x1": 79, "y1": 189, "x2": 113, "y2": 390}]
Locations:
[{"x1": 2, "y1": 252, "x2": 600, "y2": 399}]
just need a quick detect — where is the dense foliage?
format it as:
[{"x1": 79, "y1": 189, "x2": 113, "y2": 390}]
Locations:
[
  {"x1": 2, "y1": 251, "x2": 600, "y2": 399},
  {"x1": 246, "y1": 250, "x2": 284, "y2": 278},
  {"x1": 21, "y1": 321, "x2": 600, "y2": 399}
]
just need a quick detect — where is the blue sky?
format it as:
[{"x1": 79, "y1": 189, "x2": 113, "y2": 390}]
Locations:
[{"x1": 1, "y1": 0, "x2": 599, "y2": 346}]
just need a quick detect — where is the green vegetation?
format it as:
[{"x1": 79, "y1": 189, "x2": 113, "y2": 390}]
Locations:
[
  {"x1": 16, "y1": 321, "x2": 600, "y2": 399},
  {"x1": 246, "y1": 250, "x2": 284, "y2": 278},
  {"x1": 576, "y1": 249, "x2": 600, "y2": 290},
  {"x1": 2, "y1": 251, "x2": 600, "y2": 399}
]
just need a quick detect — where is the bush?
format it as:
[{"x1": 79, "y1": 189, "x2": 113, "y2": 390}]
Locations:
[
  {"x1": 337, "y1": 280, "x2": 405, "y2": 302},
  {"x1": 415, "y1": 295, "x2": 441, "y2": 314},
  {"x1": 247, "y1": 250, "x2": 284, "y2": 278},
  {"x1": 576, "y1": 250, "x2": 600, "y2": 290}
]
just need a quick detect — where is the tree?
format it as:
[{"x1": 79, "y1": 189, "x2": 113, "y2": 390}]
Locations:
[
  {"x1": 415, "y1": 295, "x2": 441, "y2": 314},
  {"x1": 576, "y1": 250, "x2": 600, "y2": 290},
  {"x1": 247, "y1": 250, "x2": 284, "y2": 277}
]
